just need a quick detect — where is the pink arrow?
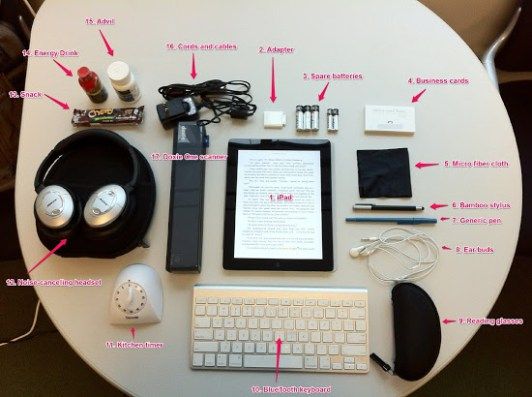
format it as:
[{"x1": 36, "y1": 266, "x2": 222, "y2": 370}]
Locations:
[
  {"x1": 442, "y1": 245, "x2": 452, "y2": 251},
  {"x1": 190, "y1": 53, "x2": 197, "y2": 79},
  {"x1": 415, "y1": 162, "x2": 439, "y2": 169},
  {"x1": 130, "y1": 327, "x2": 136, "y2": 339},
  {"x1": 28, "y1": 239, "x2": 67, "y2": 274},
  {"x1": 43, "y1": 94, "x2": 69, "y2": 110},
  {"x1": 440, "y1": 217, "x2": 450, "y2": 222},
  {"x1": 442, "y1": 318, "x2": 456, "y2": 325},
  {"x1": 270, "y1": 57, "x2": 277, "y2": 103},
  {"x1": 412, "y1": 88, "x2": 426, "y2": 103},
  {"x1": 52, "y1": 59, "x2": 73, "y2": 77},
  {"x1": 275, "y1": 337, "x2": 282, "y2": 382},
  {"x1": 430, "y1": 203, "x2": 448, "y2": 210},
  {"x1": 318, "y1": 82, "x2": 330, "y2": 101},
  {"x1": 98, "y1": 29, "x2": 114, "y2": 56}
]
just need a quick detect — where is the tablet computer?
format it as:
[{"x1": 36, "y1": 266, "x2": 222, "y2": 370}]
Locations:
[{"x1": 223, "y1": 139, "x2": 333, "y2": 271}]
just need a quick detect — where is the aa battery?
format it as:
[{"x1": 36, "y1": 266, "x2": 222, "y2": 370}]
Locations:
[
  {"x1": 327, "y1": 108, "x2": 339, "y2": 132},
  {"x1": 296, "y1": 105, "x2": 305, "y2": 131},
  {"x1": 303, "y1": 105, "x2": 312, "y2": 131},
  {"x1": 310, "y1": 105, "x2": 319, "y2": 131}
]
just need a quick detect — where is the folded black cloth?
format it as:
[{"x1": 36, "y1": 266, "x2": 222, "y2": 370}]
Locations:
[{"x1": 357, "y1": 148, "x2": 412, "y2": 198}]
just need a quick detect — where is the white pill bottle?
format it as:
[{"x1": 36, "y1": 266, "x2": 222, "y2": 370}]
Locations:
[{"x1": 107, "y1": 61, "x2": 141, "y2": 103}]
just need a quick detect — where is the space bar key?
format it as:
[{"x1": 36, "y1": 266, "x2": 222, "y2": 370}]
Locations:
[{"x1": 244, "y1": 355, "x2": 303, "y2": 369}]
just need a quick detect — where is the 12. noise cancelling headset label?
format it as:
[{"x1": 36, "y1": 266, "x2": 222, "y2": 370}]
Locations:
[{"x1": 5, "y1": 278, "x2": 102, "y2": 287}]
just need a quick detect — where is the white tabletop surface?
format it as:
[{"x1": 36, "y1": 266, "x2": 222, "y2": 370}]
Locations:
[{"x1": 15, "y1": 0, "x2": 521, "y2": 396}]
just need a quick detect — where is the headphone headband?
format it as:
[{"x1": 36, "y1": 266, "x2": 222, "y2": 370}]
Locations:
[{"x1": 34, "y1": 129, "x2": 139, "y2": 192}]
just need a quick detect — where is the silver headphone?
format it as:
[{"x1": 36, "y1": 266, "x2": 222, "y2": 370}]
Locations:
[{"x1": 35, "y1": 184, "x2": 127, "y2": 229}]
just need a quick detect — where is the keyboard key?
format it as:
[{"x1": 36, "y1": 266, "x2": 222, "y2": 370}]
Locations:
[
  {"x1": 256, "y1": 298, "x2": 267, "y2": 305},
  {"x1": 207, "y1": 297, "x2": 218, "y2": 304},
  {"x1": 347, "y1": 333, "x2": 366, "y2": 344},
  {"x1": 337, "y1": 308, "x2": 348, "y2": 319},
  {"x1": 268, "y1": 298, "x2": 280, "y2": 305},
  {"x1": 313, "y1": 308, "x2": 324, "y2": 318},
  {"x1": 248, "y1": 318, "x2": 258, "y2": 329},
  {"x1": 356, "y1": 363, "x2": 368, "y2": 371},
  {"x1": 294, "y1": 298, "x2": 305, "y2": 306},
  {"x1": 266, "y1": 307, "x2": 277, "y2": 318},
  {"x1": 220, "y1": 297, "x2": 231, "y2": 304},
  {"x1": 235, "y1": 318, "x2": 246, "y2": 329},
  {"x1": 278, "y1": 307, "x2": 289, "y2": 318},
  {"x1": 305, "y1": 356, "x2": 318, "y2": 369},
  {"x1": 350, "y1": 308, "x2": 365, "y2": 319},
  {"x1": 311, "y1": 332, "x2": 321, "y2": 343},
  {"x1": 254, "y1": 307, "x2": 265, "y2": 317},
  {"x1": 318, "y1": 299, "x2": 329, "y2": 307},
  {"x1": 283, "y1": 319, "x2": 294, "y2": 329},
  {"x1": 331, "y1": 320, "x2": 342, "y2": 331},
  {"x1": 217, "y1": 354, "x2": 227, "y2": 367},
  {"x1": 281, "y1": 344, "x2": 290, "y2": 354},
  {"x1": 244, "y1": 298, "x2": 254, "y2": 305},
  {"x1": 298, "y1": 332, "x2": 309, "y2": 342},
  {"x1": 342, "y1": 300, "x2": 353, "y2": 307},
  {"x1": 212, "y1": 318, "x2": 223, "y2": 328},
  {"x1": 289, "y1": 307, "x2": 301, "y2": 317},
  {"x1": 231, "y1": 297, "x2": 242, "y2": 305},
  {"x1": 268, "y1": 343, "x2": 276, "y2": 354},
  {"x1": 332, "y1": 362, "x2": 343, "y2": 370},
  {"x1": 244, "y1": 355, "x2": 303, "y2": 369},
  {"x1": 286, "y1": 331, "x2": 297, "y2": 342},
  {"x1": 281, "y1": 298, "x2": 291, "y2": 306},
  {"x1": 192, "y1": 353, "x2": 203, "y2": 366},
  {"x1": 195, "y1": 305, "x2": 206, "y2": 316},
  {"x1": 226, "y1": 330, "x2": 237, "y2": 341},
  {"x1": 262, "y1": 330, "x2": 273, "y2": 341},
  {"x1": 259, "y1": 319, "x2": 270, "y2": 329},
  {"x1": 305, "y1": 299, "x2": 316, "y2": 306},
  {"x1": 344, "y1": 363, "x2": 355, "y2": 370},
  {"x1": 204, "y1": 354, "x2": 216, "y2": 367},
  {"x1": 194, "y1": 317, "x2": 211, "y2": 328},
  {"x1": 292, "y1": 343, "x2": 303, "y2": 354},
  {"x1": 223, "y1": 318, "x2": 235, "y2": 328},
  {"x1": 229, "y1": 354, "x2": 242, "y2": 367},
  {"x1": 295, "y1": 319, "x2": 306, "y2": 330},
  {"x1": 256, "y1": 342, "x2": 267, "y2": 353},
  {"x1": 344, "y1": 357, "x2": 355, "y2": 363},
  {"x1": 244, "y1": 343, "x2": 255, "y2": 353},
  {"x1": 329, "y1": 344, "x2": 339, "y2": 355},
  {"x1": 214, "y1": 330, "x2": 225, "y2": 341},
  {"x1": 195, "y1": 297, "x2": 207, "y2": 304},
  {"x1": 238, "y1": 330, "x2": 249, "y2": 341},
  {"x1": 301, "y1": 308, "x2": 313, "y2": 318},
  {"x1": 334, "y1": 332, "x2": 345, "y2": 343},
  {"x1": 220, "y1": 341, "x2": 231, "y2": 353},
  {"x1": 319, "y1": 320, "x2": 330, "y2": 330},
  {"x1": 355, "y1": 320, "x2": 367, "y2": 331},
  {"x1": 341, "y1": 345, "x2": 367, "y2": 356},
  {"x1": 230, "y1": 306, "x2": 241, "y2": 316},
  {"x1": 274, "y1": 331, "x2": 285, "y2": 341},
  {"x1": 206, "y1": 306, "x2": 217, "y2": 316},
  {"x1": 232, "y1": 342, "x2": 243, "y2": 353},
  {"x1": 304, "y1": 343, "x2": 315, "y2": 354},
  {"x1": 319, "y1": 356, "x2": 331, "y2": 369},
  {"x1": 355, "y1": 300, "x2": 366, "y2": 307},
  {"x1": 308, "y1": 320, "x2": 318, "y2": 330},
  {"x1": 322, "y1": 332, "x2": 333, "y2": 343},
  {"x1": 344, "y1": 320, "x2": 355, "y2": 331},
  {"x1": 194, "y1": 329, "x2": 213, "y2": 340},
  {"x1": 242, "y1": 306, "x2": 253, "y2": 317},
  {"x1": 250, "y1": 330, "x2": 261, "y2": 341},
  {"x1": 194, "y1": 342, "x2": 218, "y2": 353},
  {"x1": 331, "y1": 300, "x2": 341, "y2": 307},
  {"x1": 317, "y1": 344, "x2": 327, "y2": 355},
  {"x1": 271, "y1": 319, "x2": 282, "y2": 329},
  {"x1": 325, "y1": 308, "x2": 336, "y2": 319}
]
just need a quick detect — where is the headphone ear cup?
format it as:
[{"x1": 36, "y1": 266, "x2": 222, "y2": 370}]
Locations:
[
  {"x1": 35, "y1": 185, "x2": 77, "y2": 229},
  {"x1": 83, "y1": 184, "x2": 128, "y2": 228}
]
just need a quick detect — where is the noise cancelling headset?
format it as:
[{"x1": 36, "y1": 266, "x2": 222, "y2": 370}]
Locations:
[{"x1": 33, "y1": 129, "x2": 156, "y2": 258}]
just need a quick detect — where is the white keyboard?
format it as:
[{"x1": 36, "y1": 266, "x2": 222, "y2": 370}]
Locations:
[{"x1": 191, "y1": 285, "x2": 369, "y2": 373}]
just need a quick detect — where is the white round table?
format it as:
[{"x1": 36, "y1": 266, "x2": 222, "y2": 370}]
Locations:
[{"x1": 16, "y1": 0, "x2": 521, "y2": 396}]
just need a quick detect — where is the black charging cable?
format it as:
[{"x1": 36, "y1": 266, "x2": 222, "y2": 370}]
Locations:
[{"x1": 158, "y1": 79, "x2": 257, "y2": 126}]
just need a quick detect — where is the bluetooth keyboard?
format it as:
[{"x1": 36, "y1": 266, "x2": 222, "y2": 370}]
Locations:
[{"x1": 191, "y1": 285, "x2": 369, "y2": 373}]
